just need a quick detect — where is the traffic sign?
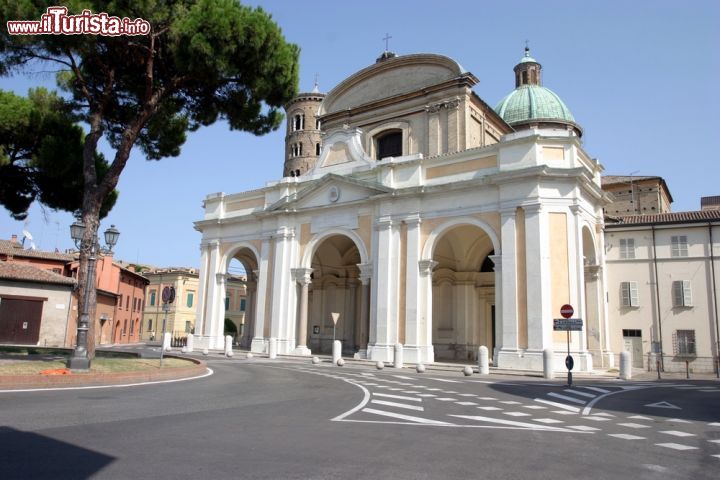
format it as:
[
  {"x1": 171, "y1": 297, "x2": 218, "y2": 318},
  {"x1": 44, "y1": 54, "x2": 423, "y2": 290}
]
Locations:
[
  {"x1": 560, "y1": 304, "x2": 574, "y2": 319},
  {"x1": 162, "y1": 286, "x2": 176, "y2": 304},
  {"x1": 565, "y1": 355, "x2": 574, "y2": 371},
  {"x1": 553, "y1": 318, "x2": 583, "y2": 331}
]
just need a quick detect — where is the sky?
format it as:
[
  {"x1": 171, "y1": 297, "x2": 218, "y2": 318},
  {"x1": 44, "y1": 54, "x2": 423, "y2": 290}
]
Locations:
[{"x1": 1, "y1": 0, "x2": 719, "y2": 268}]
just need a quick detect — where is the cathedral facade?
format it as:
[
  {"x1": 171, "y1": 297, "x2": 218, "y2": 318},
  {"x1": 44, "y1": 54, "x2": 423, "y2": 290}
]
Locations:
[{"x1": 193, "y1": 49, "x2": 614, "y2": 372}]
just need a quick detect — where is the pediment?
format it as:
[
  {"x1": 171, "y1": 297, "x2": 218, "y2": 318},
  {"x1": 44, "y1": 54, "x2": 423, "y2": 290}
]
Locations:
[
  {"x1": 307, "y1": 128, "x2": 373, "y2": 177},
  {"x1": 268, "y1": 174, "x2": 392, "y2": 212}
]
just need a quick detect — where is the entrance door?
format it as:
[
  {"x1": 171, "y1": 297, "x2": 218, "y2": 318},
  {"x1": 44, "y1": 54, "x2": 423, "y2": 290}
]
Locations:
[
  {"x1": 0, "y1": 297, "x2": 43, "y2": 344},
  {"x1": 622, "y1": 329, "x2": 643, "y2": 367}
]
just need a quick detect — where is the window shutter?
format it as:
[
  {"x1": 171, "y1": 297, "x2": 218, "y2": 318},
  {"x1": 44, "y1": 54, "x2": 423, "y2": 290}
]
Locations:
[
  {"x1": 630, "y1": 282, "x2": 639, "y2": 306},
  {"x1": 682, "y1": 280, "x2": 692, "y2": 306},
  {"x1": 673, "y1": 280, "x2": 683, "y2": 306}
]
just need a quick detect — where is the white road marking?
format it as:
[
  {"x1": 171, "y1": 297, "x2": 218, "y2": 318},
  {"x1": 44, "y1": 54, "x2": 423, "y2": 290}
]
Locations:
[
  {"x1": 361, "y1": 408, "x2": 452, "y2": 425},
  {"x1": 456, "y1": 401, "x2": 478, "y2": 406},
  {"x1": 707, "y1": 439, "x2": 720, "y2": 443},
  {"x1": 428, "y1": 378, "x2": 461, "y2": 383},
  {"x1": 548, "y1": 392, "x2": 587, "y2": 405},
  {"x1": 436, "y1": 397, "x2": 458, "y2": 401},
  {"x1": 500, "y1": 401, "x2": 522, "y2": 405},
  {"x1": 713, "y1": 455, "x2": 720, "y2": 459},
  {"x1": 564, "y1": 389, "x2": 596, "y2": 399},
  {"x1": 553, "y1": 411, "x2": 577, "y2": 415},
  {"x1": 655, "y1": 443, "x2": 697, "y2": 451},
  {"x1": 581, "y1": 386, "x2": 610, "y2": 394},
  {"x1": 699, "y1": 389, "x2": 719, "y2": 392},
  {"x1": 523, "y1": 405, "x2": 547, "y2": 410},
  {"x1": 591, "y1": 412, "x2": 615, "y2": 417},
  {"x1": 609, "y1": 434, "x2": 646, "y2": 440},
  {"x1": 362, "y1": 383, "x2": 380, "y2": 386},
  {"x1": 645, "y1": 401, "x2": 680, "y2": 410},
  {"x1": 373, "y1": 393, "x2": 422, "y2": 402},
  {"x1": 584, "y1": 416, "x2": 611, "y2": 422},
  {"x1": 0, "y1": 367, "x2": 214, "y2": 393},
  {"x1": 370, "y1": 399, "x2": 424, "y2": 411},
  {"x1": 628, "y1": 415, "x2": 653, "y2": 421},
  {"x1": 568, "y1": 425, "x2": 600, "y2": 431},
  {"x1": 442, "y1": 391, "x2": 459, "y2": 394},
  {"x1": 360, "y1": 373, "x2": 375, "y2": 376},
  {"x1": 534, "y1": 418, "x2": 564, "y2": 424},
  {"x1": 503, "y1": 412, "x2": 531, "y2": 417},
  {"x1": 476, "y1": 397, "x2": 497, "y2": 401},
  {"x1": 392, "y1": 375, "x2": 415, "y2": 380},
  {"x1": 388, "y1": 388, "x2": 405, "y2": 391},
  {"x1": 402, "y1": 391, "x2": 421, "y2": 394},
  {"x1": 418, "y1": 394, "x2": 437, "y2": 397},
  {"x1": 450, "y1": 415, "x2": 575, "y2": 432},
  {"x1": 667, "y1": 418, "x2": 691, "y2": 424},
  {"x1": 534, "y1": 398, "x2": 580, "y2": 412},
  {"x1": 617, "y1": 423, "x2": 651, "y2": 429},
  {"x1": 427, "y1": 388, "x2": 442, "y2": 391},
  {"x1": 710, "y1": 422, "x2": 720, "y2": 427},
  {"x1": 477, "y1": 406, "x2": 502, "y2": 411},
  {"x1": 660, "y1": 430, "x2": 695, "y2": 437},
  {"x1": 459, "y1": 393, "x2": 476, "y2": 397}
]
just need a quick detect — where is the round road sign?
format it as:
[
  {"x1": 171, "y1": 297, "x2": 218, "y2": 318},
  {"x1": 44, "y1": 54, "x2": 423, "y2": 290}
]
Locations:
[
  {"x1": 565, "y1": 355, "x2": 574, "y2": 371},
  {"x1": 560, "y1": 304, "x2": 574, "y2": 319},
  {"x1": 162, "y1": 286, "x2": 176, "y2": 304}
]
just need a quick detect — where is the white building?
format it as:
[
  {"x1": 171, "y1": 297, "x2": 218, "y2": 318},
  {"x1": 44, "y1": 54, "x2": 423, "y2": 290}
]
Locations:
[{"x1": 194, "y1": 49, "x2": 614, "y2": 372}]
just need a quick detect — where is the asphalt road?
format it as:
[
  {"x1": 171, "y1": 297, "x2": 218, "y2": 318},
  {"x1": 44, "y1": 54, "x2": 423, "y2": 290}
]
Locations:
[{"x1": 1, "y1": 355, "x2": 718, "y2": 479}]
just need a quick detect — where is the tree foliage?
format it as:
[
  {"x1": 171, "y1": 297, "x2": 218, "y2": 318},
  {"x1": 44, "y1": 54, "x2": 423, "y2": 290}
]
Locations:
[
  {"x1": 0, "y1": 88, "x2": 117, "y2": 219},
  {"x1": 1, "y1": 0, "x2": 299, "y2": 358}
]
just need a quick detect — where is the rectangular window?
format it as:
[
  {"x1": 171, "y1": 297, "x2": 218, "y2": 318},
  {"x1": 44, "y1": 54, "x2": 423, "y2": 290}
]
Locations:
[
  {"x1": 621, "y1": 281, "x2": 639, "y2": 307},
  {"x1": 622, "y1": 329, "x2": 642, "y2": 337},
  {"x1": 130, "y1": 318, "x2": 134, "y2": 333},
  {"x1": 672, "y1": 280, "x2": 692, "y2": 307},
  {"x1": 126, "y1": 296, "x2": 130, "y2": 310},
  {"x1": 150, "y1": 290, "x2": 156, "y2": 306},
  {"x1": 225, "y1": 297, "x2": 230, "y2": 310},
  {"x1": 148, "y1": 319, "x2": 153, "y2": 331},
  {"x1": 674, "y1": 330, "x2": 696, "y2": 356},
  {"x1": 671, "y1": 235, "x2": 688, "y2": 257},
  {"x1": 118, "y1": 294, "x2": 122, "y2": 307},
  {"x1": 185, "y1": 321, "x2": 192, "y2": 333},
  {"x1": 187, "y1": 292, "x2": 194, "y2": 308},
  {"x1": 619, "y1": 238, "x2": 635, "y2": 259},
  {"x1": 240, "y1": 299, "x2": 246, "y2": 311}
]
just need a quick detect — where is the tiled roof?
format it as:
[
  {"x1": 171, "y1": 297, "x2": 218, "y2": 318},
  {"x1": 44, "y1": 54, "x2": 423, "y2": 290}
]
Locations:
[
  {"x1": 0, "y1": 262, "x2": 76, "y2": 286},
  {"x1": 607, "y1": 210, "x2": 720, "y2": 226},
  {"x1": 601, "y1": 175, "x2": 660, "y2": 186},
  {"x1": 0, "y1": 240, "x2": 75, "y2": 262}
]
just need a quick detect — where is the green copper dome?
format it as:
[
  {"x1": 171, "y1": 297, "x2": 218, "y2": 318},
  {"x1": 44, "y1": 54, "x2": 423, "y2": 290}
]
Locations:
[{"x1": 494, "y1": 84, "x2": 576, "y2": 126}]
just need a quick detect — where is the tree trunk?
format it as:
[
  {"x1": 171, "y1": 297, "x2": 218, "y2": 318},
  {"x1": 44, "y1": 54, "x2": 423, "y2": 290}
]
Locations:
[{"x1": 77, "y1": 197, "x2": 103, "y2": 359}]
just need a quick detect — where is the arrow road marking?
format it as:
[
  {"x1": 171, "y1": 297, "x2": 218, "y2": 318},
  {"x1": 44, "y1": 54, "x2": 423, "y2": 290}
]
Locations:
[{"x1": 645, "y1": 401, "x2": 681, "y2": 410}]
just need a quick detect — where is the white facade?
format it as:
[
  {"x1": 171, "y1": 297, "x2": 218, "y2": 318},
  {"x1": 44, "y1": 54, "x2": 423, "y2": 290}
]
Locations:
[{"x1": 194, "y1": 53, "x2": 613, "y2": 372}]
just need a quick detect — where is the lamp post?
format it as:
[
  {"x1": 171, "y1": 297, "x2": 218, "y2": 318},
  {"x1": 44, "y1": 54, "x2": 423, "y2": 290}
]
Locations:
[{"x1": 67, "y1": 221, "x2": 120, "y2": 370}]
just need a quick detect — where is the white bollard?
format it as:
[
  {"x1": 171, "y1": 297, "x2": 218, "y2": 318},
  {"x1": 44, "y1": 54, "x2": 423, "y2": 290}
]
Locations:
[
  {"x1": 163, "y1": 332, "x2": 172, "y2": 352},
  {"x1": 376, "y1": 361, "x2": 385, "y2": 370},
  {"x1": 226, "y1": 350, "x2": 234, "y2": 358},
  {"x1": 202, "y1": 348, "x2": 209, "y2": 356},
  {"x1": 186, "y1": 334, "x2": 194, "y2": 352},
  {"x1": 332, "y1": 340, "x2": 342, "y2": 364},
  {"x1": 268, "y1": 337, "x2": 277, "y2": 359},
  {"x1": 337, "y1": 358, "x2": 345, "y2": 367},
  {"x1": 543, "y1": 348, "x2": 554, "y2": 379},
  {"x1": 311, "y1": 356, "x2": 320, "y2": 365},
  {"x1": 246, "y1": 352, "x2": 254, "y2": 359},
  {"x1": 463, "y1": 366, "x2": 473, "y2": 376},
  {"x1": 394, "y1": 343, "x2": 404, "y2": 369},
  {"x1": 478, "y1": 346, "x2": 489, "y2": 375},
  {"x1": 620, "y1": 351, "x2": 632, "y2": 380},
  {"x1": 416, "y1": 363, "x2": 425, "y2": 373},
  {"x1": 224, "y1": 335, "x2": 233, "y2": 356}
]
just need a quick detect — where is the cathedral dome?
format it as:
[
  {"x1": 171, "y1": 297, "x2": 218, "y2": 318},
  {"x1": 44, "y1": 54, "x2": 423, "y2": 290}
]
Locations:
[
  {"x1": 494, "y1": 47, "x2": 581, "y2": 136},
  {"x1": 495, "y1": 84, "x2": 575, "y2": 125}
]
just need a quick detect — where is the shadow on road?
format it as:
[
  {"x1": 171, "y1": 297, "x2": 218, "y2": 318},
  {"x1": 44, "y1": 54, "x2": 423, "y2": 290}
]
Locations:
[{"x1": 0, "y1": 426, "x2": 115, "y2": 479}]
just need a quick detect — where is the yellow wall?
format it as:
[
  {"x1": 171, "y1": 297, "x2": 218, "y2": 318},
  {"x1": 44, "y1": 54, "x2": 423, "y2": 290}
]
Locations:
[{"x1": 549, "y1": 213, "x2": 570, "y2": 342}]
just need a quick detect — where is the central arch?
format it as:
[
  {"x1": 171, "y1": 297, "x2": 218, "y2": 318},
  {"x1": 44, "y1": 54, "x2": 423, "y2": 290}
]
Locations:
[
  {"x1": 426, "y1": 221, "x2": 498, "y2": 363},
  {"x1": 221, "y1": 243, "x2": 259, "y2": 348},
  {"x1": 303, "y1": 231, "x2": 368, "y2": 355}
]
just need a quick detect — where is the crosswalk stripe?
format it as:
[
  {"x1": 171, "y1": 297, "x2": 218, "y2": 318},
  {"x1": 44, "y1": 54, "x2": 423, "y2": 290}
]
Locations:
[
  {"x1": 361, "y1": 408, "x2": 451, "y2": 425},
  {"x1": 370, "y1": 399, "x2": 424, "y2": 411},
  {"x1": 655, "y1": 443, "x2": 697, "y2": 451},
  {"x1": 428, "y1": 378, "x2": 461, "y2": 383},
  {"x1": 564, "y1": 389, "x2": 596, "y2": 399},
  {"x1": 581, "y1": 386, "x2": 611, "y2": 394},
  {"x1": 450, "y1": 415, "x2": 573, "y2": 432},
  {"x1": 373, "y1": 393, "x2": 422, "y2": 402},
  {"x1": 534, "y1": 398, "x2": 580, "y2": 412},
  {"x1": 547, "y1": 392, "x2": 587, "y2": 405},
  {"x1": 392, "y1": 375, "x2": 416, "y2": 380},
  {"x1": 609, "y1": 434, "x2": 645, "y2": 440}
]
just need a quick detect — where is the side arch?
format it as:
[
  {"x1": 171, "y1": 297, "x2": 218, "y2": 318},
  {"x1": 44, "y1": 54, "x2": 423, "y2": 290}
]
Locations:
[
  {"x1": 302, "y1": 228, "x2": 369, "y2": 268},
  {"x1": 422, "y1": 217, "x2": 501, "y2": 260}
]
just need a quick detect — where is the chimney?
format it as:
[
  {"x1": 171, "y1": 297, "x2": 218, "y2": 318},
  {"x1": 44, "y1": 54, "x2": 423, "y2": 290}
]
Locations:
[{"x1": 10, "y1": 234, "x2": 17, "y2": 244}]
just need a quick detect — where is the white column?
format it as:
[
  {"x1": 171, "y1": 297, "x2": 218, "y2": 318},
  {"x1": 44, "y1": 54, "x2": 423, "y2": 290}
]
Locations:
[
  {"x1": 292, "y1": 267, "x2": 312, "y2": 355},
  {"x1": 368, "y1": 218, "x2": 400, "y2": 362},
  {"x1": 251, "y1": 238, "x2": 272, "y2": 353},
  {"x1": 489, "y1": 253, "x2": 502, "y2": 359},
  {"x1": 357, "y1": 263, "x2": 372, "y2": 358},
  {"x1": 404, "y1": 216, "x2": 426, "y2": 363},
  {"x1": 194, "y1": 244, "x2": 210, "y2": 339},
  {"x1": 524, "y1": 203, "x2": 551, "y2": 352},
  {"x1": 241, "y1": 277, "x2": 256, "y2": 348},
  {"x1": 269, "y1": 227, "x2": 295, "y2": 354},
  {"x1": 418, "y1": 259, "x2": 438, "y2": 363},
  {"x1": 202, "y1": 241, "x2": 224, "y2": 350},
  {"x1": 497, "y1": 209, "x2": 518, "y2": 361},
  {"x1": 209, "y1": 273, "x2": 228, "y2": 349}
]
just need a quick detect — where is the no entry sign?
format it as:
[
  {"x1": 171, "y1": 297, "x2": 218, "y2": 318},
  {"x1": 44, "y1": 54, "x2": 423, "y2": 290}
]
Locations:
[{"x1": 560, "y1": 304, "x2": 574, "y2": 319}]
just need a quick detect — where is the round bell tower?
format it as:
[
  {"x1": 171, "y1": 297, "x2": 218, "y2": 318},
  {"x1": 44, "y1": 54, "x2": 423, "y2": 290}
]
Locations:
[{"x1": 283, "y1": 85, "x2": 325, "y2": 178}]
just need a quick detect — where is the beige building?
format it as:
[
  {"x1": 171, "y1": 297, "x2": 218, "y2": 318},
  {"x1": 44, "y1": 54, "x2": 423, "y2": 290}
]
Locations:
[
  {"x1": 602, "y1": 175, "x2": 673, "y2": 216},
  {"x1": 605, "y1": 209, "x2": 720, "y2": 372},
  {"x1": 194, "y1": 49, "x2": 613, "y2": 372},
  {"x1": 142, "y1": 268, "x2": 199, "y2": 340}
]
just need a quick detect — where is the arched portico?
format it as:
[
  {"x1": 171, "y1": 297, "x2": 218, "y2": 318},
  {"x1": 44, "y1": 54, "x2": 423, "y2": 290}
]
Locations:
[
  {"x1": 426, "y1": 222, "x2": 498, "y2": 362},
  {"x1": 294, "y1": 230, "x2": 370, "y2": 357}
]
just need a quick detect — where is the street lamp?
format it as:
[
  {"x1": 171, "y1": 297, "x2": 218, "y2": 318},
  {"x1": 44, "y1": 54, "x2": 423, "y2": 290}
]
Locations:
[{"x1": 67, "y1": 222, "x2": 120, "y2": 370}]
